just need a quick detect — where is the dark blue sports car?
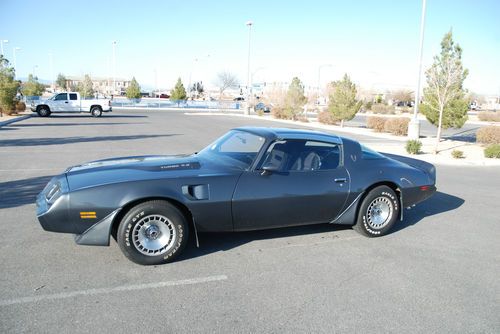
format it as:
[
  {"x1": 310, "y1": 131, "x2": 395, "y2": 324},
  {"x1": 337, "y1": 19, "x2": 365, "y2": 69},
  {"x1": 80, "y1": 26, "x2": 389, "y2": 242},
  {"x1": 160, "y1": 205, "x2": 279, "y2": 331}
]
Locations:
[{"x1": 36, "y1": 127, "x2": 436, "y2": 265}]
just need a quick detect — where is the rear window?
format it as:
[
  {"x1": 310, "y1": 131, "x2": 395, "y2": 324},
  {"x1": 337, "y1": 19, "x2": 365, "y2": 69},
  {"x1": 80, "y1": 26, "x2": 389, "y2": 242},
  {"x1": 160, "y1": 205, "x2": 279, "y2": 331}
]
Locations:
[
  {"x1": 361, "y1": 145, "x2": 385, "y2": 160},
  {"x1": 69, "y1": 93, "x2": 77, "y2": 100}
]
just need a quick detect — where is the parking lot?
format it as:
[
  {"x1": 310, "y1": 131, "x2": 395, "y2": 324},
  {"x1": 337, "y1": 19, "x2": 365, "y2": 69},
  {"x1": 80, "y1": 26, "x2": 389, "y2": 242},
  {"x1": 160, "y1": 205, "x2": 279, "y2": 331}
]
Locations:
[{"x1": 1, "y1": 110, "x2": 499, "y2": 333}]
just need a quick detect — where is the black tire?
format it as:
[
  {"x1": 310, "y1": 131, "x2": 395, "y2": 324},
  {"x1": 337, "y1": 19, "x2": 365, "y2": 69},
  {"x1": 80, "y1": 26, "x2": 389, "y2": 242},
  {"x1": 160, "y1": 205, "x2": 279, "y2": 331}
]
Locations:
[
  {"x1": 91, "y1": 106, "x2": 102, "y2": 117},
  {"x1": 353, "y1": 185, "x2": 400, "y2": 237},
  {"x1": 117, "y1": 200, "x2": 189, "y2": 265},
  {"x1": 37, "y1": 106, "x2": 51, "y2": 117}
]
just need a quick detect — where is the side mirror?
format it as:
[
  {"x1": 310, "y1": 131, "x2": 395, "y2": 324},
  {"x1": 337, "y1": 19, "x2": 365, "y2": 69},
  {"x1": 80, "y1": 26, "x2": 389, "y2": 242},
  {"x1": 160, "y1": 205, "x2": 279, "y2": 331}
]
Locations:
[{"x1": 260, "y1": 164, "x2": 279, "y2": 176}]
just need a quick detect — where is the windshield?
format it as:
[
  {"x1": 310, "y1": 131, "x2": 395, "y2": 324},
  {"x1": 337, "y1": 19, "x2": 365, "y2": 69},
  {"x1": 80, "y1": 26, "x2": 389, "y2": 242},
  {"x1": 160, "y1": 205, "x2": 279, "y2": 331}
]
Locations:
[{"x1": 198, "y1": 130, "x2": 265, "y2": 169}]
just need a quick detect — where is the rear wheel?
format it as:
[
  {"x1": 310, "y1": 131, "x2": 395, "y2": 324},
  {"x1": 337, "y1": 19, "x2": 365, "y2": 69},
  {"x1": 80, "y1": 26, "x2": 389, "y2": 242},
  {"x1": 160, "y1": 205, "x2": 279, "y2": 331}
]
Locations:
[
  {"x1": 353, "y1": 185, "x2": 399, "y2": 237},
  {"x1": 117, "y1": 200, "x2": 189, "y2": 265},
  {"x1": 91, "y1": 106, "x2": 102, "y2": 117},
  {"x1": 37, "y1": 106, "x2": 51, "y2": 117}
]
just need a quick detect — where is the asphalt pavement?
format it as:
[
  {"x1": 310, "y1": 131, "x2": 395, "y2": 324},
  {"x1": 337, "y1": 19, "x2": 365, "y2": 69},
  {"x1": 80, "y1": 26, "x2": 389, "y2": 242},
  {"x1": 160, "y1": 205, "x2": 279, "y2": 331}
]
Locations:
[{"x1": 0, "y1": 109, "x2": 499, "y2": 333}]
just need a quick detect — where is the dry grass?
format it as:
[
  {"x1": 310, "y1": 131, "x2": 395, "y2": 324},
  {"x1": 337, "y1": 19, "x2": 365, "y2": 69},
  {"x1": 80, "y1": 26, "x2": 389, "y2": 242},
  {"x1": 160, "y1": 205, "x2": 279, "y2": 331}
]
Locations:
[
  {"x1": 370, "y1": 104, "x2": 395, "y2": 114},
  {"x1": 478, "y1": 112, "x2": 500, "y2": 122},
  {"x1": 317, "y1": 111, "x2": 337, "y2": 125},
  {"x1": 476, "y1": 126, "x2": 500, "y2": 144},
  {"x1": 366, "y1": 116, "x2": 386, "y2": 132},
  {"x1": 384, "y1": 117, "x2": 410, "y2": 136}
]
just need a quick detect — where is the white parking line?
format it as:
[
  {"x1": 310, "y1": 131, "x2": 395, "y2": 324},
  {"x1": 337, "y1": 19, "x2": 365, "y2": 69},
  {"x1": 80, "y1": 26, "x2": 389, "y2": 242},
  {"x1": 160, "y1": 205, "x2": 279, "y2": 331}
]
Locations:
[{"x1": 0, "y1": 275, "x2": 228, "y2": 307}]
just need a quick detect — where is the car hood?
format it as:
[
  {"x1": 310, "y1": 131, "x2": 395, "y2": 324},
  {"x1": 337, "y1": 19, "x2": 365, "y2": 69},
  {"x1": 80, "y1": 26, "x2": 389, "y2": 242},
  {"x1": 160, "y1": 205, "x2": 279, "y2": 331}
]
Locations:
[{"x1": 65, "y1": 154, "x2": 232, "y2": 191}]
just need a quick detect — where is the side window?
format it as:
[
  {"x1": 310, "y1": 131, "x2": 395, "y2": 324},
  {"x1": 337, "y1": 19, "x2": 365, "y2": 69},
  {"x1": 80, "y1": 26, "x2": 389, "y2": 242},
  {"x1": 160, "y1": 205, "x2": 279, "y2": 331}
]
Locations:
[
  {"x1": 54, "y1": 93, "x2": 68, "y2": 101},
  {"x1": 261, "y1": 140, "x2": 341, "y2": 172},
  {"x1": 69, "y1": 93, "x2": 77, "y2": 100}
]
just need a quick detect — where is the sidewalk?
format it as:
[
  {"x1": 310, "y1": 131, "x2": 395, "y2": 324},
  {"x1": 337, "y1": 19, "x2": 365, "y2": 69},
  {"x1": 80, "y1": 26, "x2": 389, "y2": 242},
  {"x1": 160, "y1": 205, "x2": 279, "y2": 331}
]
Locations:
[{"x1": 0, "y1": 111, "x2": 32, "y2": 127}]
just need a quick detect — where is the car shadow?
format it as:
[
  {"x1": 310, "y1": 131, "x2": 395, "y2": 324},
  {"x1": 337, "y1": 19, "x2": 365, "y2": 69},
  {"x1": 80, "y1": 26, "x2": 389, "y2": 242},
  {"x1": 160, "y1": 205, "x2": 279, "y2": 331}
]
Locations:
[
  {"x1": 177, "y1": 191, "x2": 464, "y2": 262},
  {"x1": 0, "y1": 175, "x2": 54, "y2": 209},
  {"x1": 391, "y1": 191, "x2": 464, "y2": 233},
  {"x1": 0, "y1": 134, "x2": 180, "y2": 147},
  {"x1": 177, "y1": 223, "x2": 352, "y2": 263}
]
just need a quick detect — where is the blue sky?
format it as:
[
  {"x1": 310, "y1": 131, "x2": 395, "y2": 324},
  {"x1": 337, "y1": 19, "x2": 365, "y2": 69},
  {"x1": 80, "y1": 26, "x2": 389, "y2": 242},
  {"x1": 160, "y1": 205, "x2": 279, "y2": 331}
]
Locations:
[{"x1": 1, "y1": 0, "x2": 499, "y2": 94}]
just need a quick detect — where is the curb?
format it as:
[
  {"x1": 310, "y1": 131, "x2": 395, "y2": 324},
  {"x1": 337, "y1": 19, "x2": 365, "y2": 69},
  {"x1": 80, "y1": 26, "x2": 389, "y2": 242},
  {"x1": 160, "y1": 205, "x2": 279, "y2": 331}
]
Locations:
[{"x1": 0, "y1": 114, "x2": 32, "y2": 127}]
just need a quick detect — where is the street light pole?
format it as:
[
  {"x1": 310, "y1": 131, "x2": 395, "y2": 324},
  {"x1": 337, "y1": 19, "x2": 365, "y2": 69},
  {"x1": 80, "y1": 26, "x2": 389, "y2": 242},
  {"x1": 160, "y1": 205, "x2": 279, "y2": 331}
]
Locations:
[
  {"x1": 408, "y1": 0, "x2": 427, "y2": 139},
  {"x1": 317, "y1": 64, "x2": 332, "y2": 105},
  {"x1": 48, "y1": 52, "x2": 54, "y2": 90},
  {"x1": 245, "y1": 20, "x2": 253, "y2": 115},
  {"x1": 13, "y1": 47, "x2": 21, "y2": 79},
  {"x1": 1, "y1": 39, "x2": 8, "y2": 56},
  {"x1": 112, "y1": 40, "x2": 117, "y2": 95}
]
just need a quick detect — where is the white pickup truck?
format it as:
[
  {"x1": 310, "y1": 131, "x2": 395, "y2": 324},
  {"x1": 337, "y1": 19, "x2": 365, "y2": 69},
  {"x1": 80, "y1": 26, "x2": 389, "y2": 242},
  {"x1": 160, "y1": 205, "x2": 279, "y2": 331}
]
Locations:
[{"x1": 30, "y1": 92, "x2": 112, "y2": 117}]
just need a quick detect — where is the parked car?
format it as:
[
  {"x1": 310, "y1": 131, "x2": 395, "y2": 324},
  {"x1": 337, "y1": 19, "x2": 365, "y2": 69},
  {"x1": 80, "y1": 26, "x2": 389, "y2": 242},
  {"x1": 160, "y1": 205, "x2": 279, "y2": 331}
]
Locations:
[
  {"x1": 30, "y1": 92, "x2": 112, "y2": 117},
  {"x1": 233, "y1": 96, "x2": 245, "y2": 101},
  {"x1": 255, "y1": 102, "x2": 271, "y2": 113},
  {"x1": 36, "y1": 127, "x2": 436, "y2": 265}
]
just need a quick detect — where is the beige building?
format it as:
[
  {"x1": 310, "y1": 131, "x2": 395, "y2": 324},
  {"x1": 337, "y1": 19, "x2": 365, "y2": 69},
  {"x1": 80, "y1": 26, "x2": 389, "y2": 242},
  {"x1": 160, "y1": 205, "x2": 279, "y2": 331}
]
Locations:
[{"x1": 65, "y1": 76, "x2": 131, "y2": 96}]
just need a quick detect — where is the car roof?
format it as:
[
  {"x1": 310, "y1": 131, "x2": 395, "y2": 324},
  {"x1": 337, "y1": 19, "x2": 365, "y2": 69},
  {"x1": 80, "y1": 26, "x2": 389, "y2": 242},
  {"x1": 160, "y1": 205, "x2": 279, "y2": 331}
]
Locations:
[{"x1": 234, "y1": 127, "x2": 343, "y2": 144}]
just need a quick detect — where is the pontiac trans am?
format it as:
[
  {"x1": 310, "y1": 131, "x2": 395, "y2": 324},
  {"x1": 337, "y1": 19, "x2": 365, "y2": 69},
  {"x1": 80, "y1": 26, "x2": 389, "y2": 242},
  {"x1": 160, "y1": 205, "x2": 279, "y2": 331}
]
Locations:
[{"x1": 36, "y1": 127, "x2": 436, "y2": 265}]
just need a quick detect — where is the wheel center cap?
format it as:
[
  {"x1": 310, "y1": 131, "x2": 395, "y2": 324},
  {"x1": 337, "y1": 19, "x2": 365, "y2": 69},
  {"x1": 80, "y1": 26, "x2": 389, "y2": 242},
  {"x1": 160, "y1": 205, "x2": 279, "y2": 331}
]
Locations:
[{"x1": 144, "y1": 225, "x2": 161, "y2": 240}]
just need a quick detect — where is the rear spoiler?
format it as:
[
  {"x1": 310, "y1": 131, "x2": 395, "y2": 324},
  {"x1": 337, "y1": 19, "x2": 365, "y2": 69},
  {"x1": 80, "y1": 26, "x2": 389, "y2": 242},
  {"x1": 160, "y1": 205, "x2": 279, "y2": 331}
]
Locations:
[{"x1": 381, "y1": 152, "x2": 436, "y2": 183}]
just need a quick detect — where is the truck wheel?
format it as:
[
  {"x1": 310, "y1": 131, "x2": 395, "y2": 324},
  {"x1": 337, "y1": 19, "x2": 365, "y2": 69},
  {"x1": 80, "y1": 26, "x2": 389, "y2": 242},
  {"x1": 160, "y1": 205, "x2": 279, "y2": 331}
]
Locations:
[
  {"x1": 37, "y1": 106, "x2": 51, "y2": 117},
  {"x1": 91, "y1": 106, "x2": 102, "y2": 117}
]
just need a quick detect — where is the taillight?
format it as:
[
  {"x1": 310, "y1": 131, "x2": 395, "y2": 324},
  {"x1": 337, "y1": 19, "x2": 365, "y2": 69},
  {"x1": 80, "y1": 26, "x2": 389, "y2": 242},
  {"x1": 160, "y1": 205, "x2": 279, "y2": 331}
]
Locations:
[{"x1": 420, "y1": 185, "x2": 430, "y2": 191}]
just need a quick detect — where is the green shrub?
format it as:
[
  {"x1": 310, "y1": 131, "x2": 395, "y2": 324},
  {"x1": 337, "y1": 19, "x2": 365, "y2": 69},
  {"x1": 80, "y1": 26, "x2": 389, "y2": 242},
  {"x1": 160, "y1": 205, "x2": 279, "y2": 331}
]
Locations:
[
  {"x1": 476, "y1": 126, "x2": 500, "y2": 144},
  {"x1": 318, "y1": 111, "x2": 337, "y2": 125},
  {"x1": 371, "y1": 104, "x2": 395, "y2": 114},
  {"x1": 484, "y1": 144, "x2": 500, "y2": 158},
  {"x1": 364, "y1": 101, "x2": 373, "y2": 110},
  {"x1": 256, "y1": 109, "x2": 264, "y2": 116},
  {"x1": 384, "y1": 117, "x2": 410, "y2": 136},
  {"x1": 406, "y1": 140, "x2": 422, "y2": 154},
  {"x1": 366, "y1": 116, "x2": 386, "y2": 132},
  {"x1": 478, "y1": 112, "x2": 500, "y2": 122},
  {"x1": 451, "y1": 150, "x2": 464, "y2": 159}
]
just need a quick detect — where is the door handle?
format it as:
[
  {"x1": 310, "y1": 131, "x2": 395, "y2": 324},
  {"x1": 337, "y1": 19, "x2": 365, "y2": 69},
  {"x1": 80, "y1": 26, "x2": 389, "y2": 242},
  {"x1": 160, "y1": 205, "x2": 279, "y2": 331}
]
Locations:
[
  {"x1": 65, "y1": 101, "x2": 69, "y2": 103},
  {"x1": 334, "y1": 178, "x2": 347, "y2": 183}
]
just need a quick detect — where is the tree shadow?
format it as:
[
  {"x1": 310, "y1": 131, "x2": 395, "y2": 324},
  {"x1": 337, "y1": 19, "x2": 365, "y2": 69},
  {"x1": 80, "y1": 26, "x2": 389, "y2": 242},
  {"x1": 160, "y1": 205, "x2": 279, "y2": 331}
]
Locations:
[
  {"x1": 0, "y1": 134, "x2": 180, "y2": 147},
  {"x1": 0, "y1": 175, "x2": 54, "y2": 209},
  {"x1": 391, "y1": 191, "x2": 464, "y2": 233},
  {"x1": 177, "y1": 191, "x2": 464, "y2": 262},
  {"x1": 443, "y1": 127, "x2": 479, "y2": 143}
]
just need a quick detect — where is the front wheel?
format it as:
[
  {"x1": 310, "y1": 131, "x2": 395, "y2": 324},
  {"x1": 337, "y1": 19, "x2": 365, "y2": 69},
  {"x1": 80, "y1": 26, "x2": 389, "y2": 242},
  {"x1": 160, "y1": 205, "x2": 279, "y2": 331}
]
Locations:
[
  {"x1": 117, "y1": 200, "x2": 189, "y2": 265},
  {"x1": 91, "y1": 106, "x2": 102, "y2": 117},
  {"x1": 353, "y1": 185, "x2": 400, "y2": 237},
  {"x1": 37, "y1": 106, "x2": 51, "y2": 117}
]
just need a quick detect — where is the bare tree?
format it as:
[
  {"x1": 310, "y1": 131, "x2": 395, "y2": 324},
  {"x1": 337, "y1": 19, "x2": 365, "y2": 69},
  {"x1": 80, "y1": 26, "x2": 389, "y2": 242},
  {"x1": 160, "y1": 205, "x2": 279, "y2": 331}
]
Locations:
[
  {"x1": 421, "y1": 31, "x2": 468, "y2": 153},
  {"x1": 392, "y1": 90, "x2": 413, "y2": 103},
  {"x1": 214, "y1": 71, "x2": 239, "y2": 99}
]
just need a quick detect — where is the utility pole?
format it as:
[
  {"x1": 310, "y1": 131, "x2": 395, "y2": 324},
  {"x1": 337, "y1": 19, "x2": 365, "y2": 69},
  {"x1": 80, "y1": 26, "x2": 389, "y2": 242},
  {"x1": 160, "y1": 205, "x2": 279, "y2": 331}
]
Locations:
[
  {"x1": 1, "y1": 39, "x2": 8, "y2": 56},
  {"x1": 408, "y1": 0, "x2": 427, "y2": 139},
  {"x1": 245, "y1": 20, "x2": 253, "y2": 115},
  {"x1": 112, "y1": 40, "x2": 117, "y2": 95},
  {"x1": 13, "y1": 47, "x2": 21, "y2": 79}
]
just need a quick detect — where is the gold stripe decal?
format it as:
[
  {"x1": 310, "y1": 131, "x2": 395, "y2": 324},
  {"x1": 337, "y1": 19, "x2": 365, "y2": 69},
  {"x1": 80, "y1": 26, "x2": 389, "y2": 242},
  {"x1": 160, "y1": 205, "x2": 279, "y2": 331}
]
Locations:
[{"x1": 80, "y1": 211, "x2": 97, "y2": 219}]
